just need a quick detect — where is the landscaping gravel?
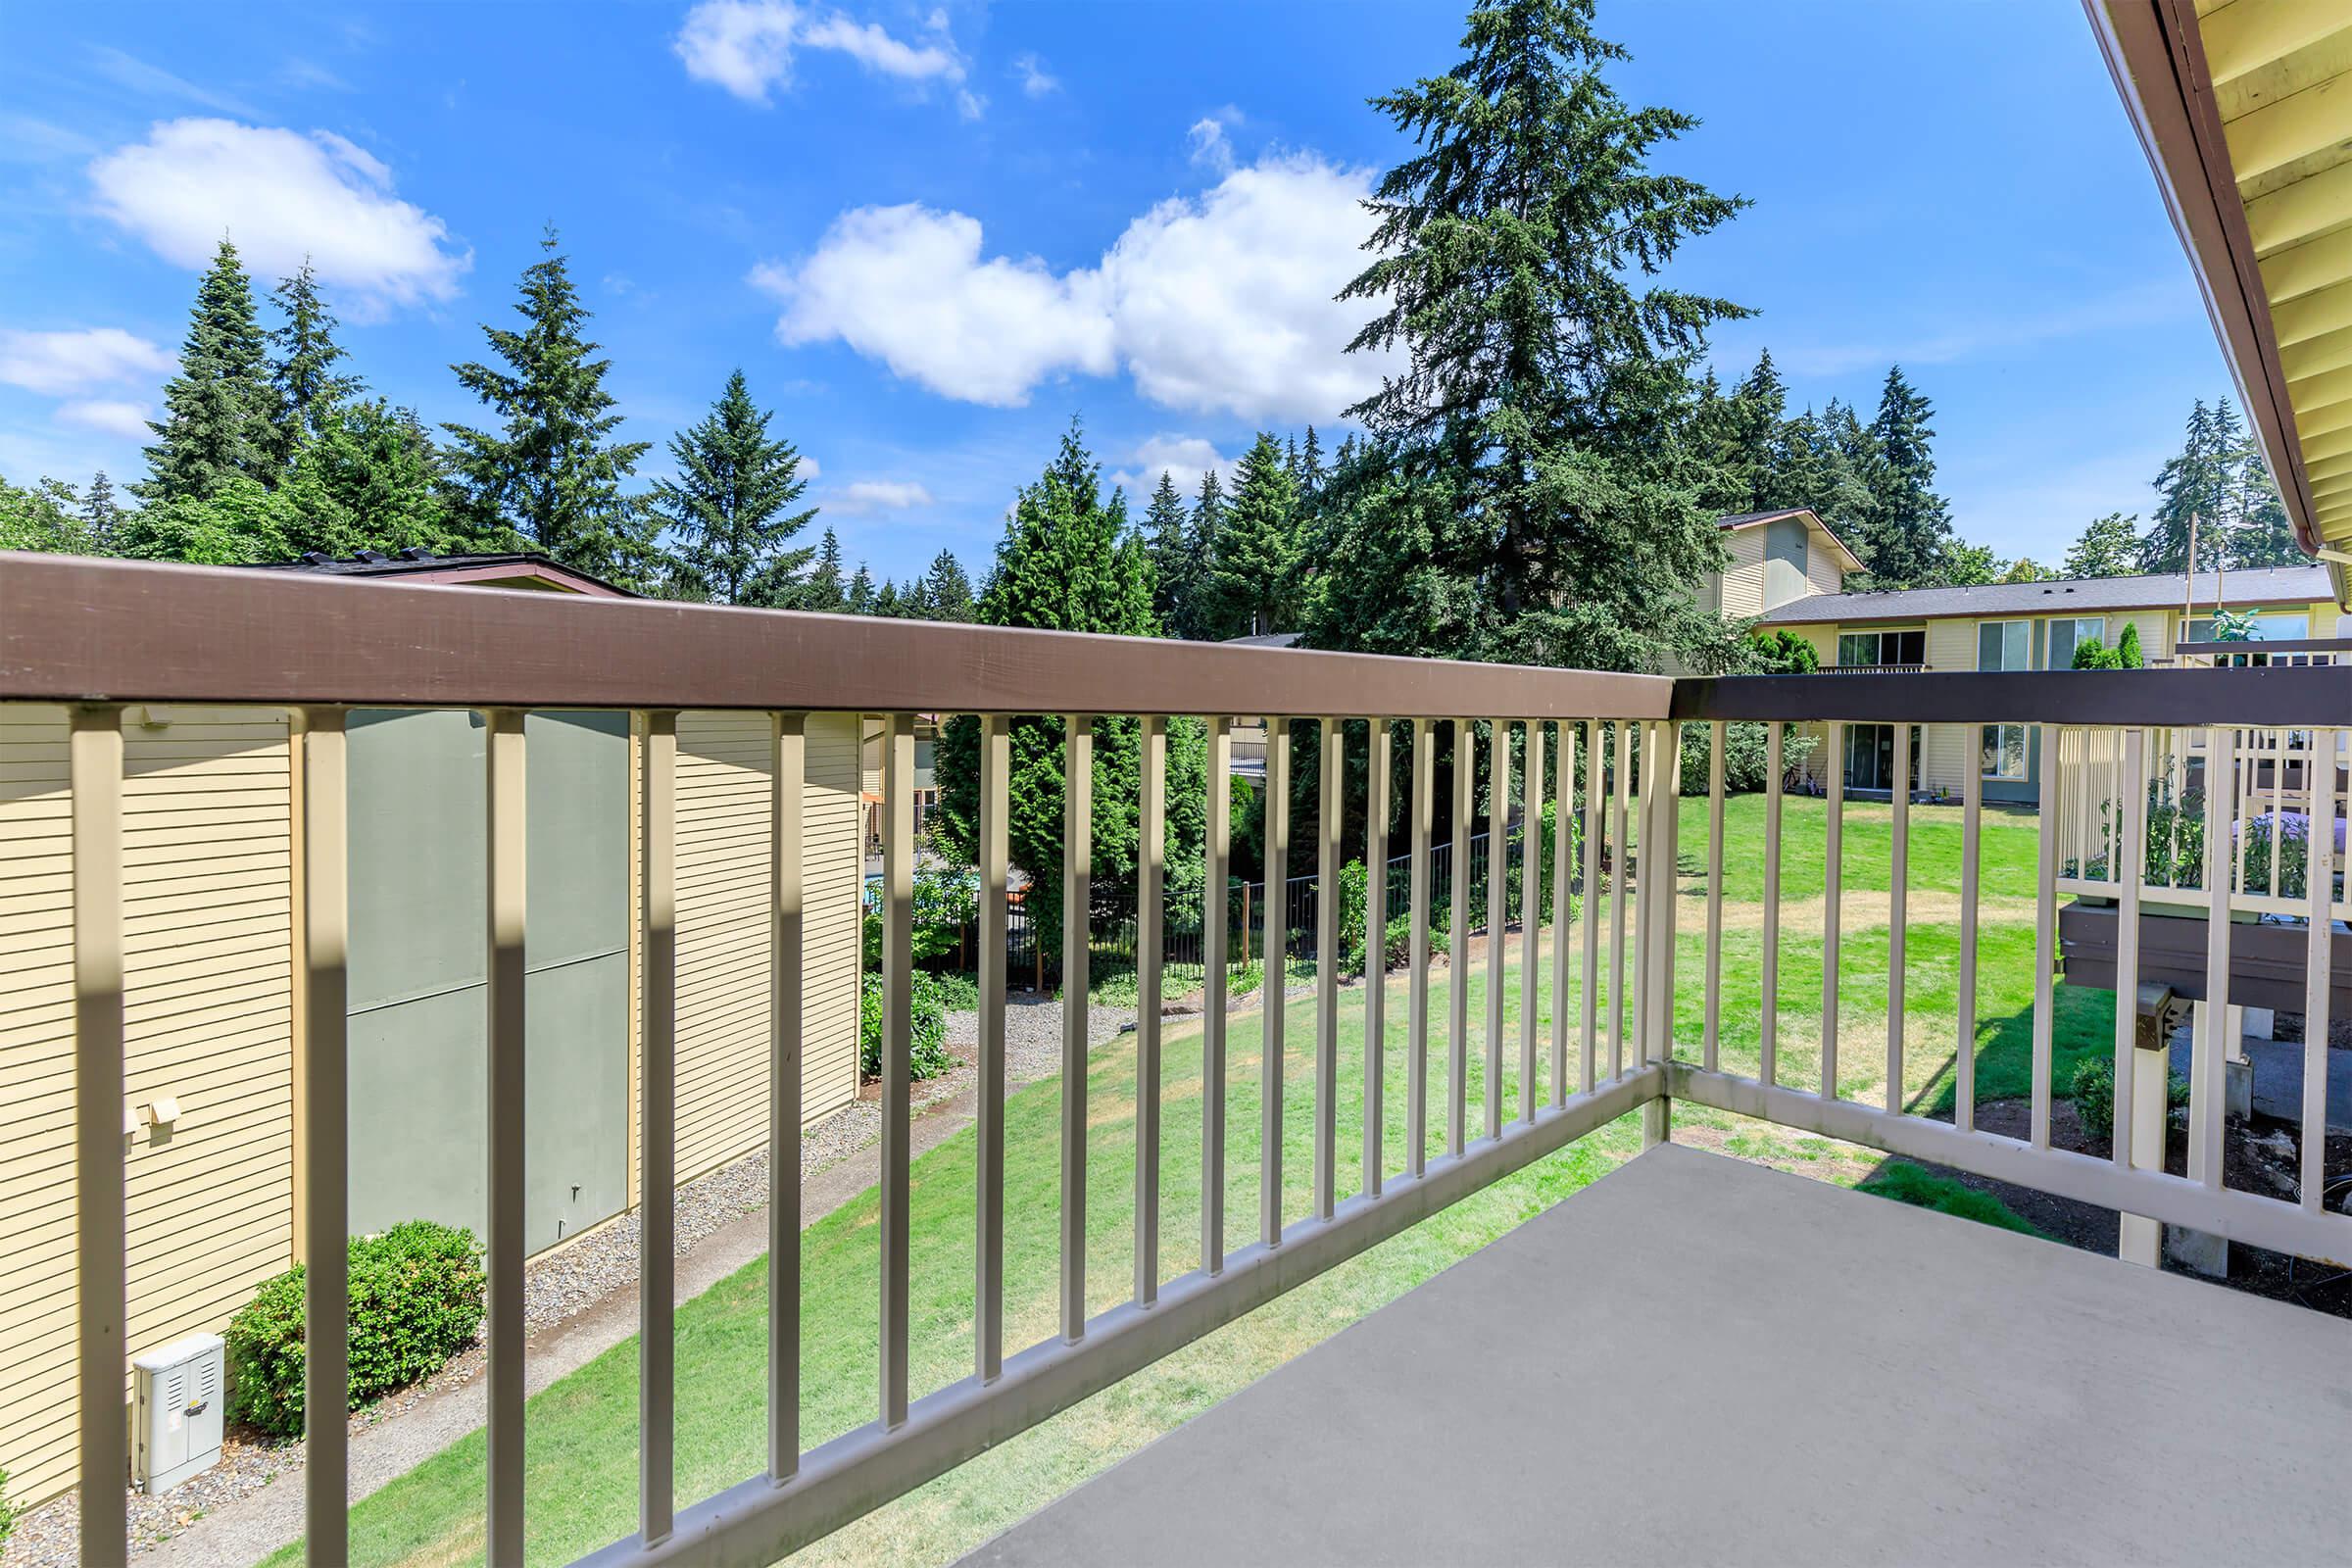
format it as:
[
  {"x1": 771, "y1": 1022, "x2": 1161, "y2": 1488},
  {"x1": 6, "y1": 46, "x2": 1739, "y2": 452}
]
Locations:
[{"x1": 0, "y1": 993, "x2": 1139, "y2": 1568}]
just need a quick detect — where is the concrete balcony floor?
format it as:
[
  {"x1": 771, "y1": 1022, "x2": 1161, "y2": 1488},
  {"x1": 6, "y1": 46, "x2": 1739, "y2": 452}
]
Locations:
[{"x1": 966, "y1": 1143, "x2": 2351, "y2": 1566}]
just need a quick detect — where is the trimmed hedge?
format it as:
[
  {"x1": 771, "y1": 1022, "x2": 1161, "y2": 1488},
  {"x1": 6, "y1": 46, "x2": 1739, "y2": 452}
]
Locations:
[{"x1": 225, "y1": 1219, "x2": 485, "y2": 1440}]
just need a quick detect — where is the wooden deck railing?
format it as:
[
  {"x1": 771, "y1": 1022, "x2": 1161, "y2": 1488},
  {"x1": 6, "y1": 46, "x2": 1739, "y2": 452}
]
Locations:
[{"x1": 4, "y1": 553, "x2": 2350, "y2": 1568}]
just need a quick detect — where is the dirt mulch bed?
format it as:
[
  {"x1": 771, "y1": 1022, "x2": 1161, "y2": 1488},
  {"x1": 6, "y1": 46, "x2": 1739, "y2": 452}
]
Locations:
[{"x1": 1898, "y1": 1097, "x2": 2352, "y2": 1318}]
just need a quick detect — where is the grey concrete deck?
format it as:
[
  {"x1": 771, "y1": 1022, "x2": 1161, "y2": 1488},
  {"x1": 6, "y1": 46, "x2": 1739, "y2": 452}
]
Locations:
[{"x1": 966, "y1": 1143, "x2": 2352, "y2": 1567}]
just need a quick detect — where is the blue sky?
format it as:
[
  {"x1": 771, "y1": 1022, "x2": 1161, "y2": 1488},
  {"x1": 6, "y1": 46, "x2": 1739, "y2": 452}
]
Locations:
[{"x1": 0, "y1": 0, "x2": 2231, "y2": 584}]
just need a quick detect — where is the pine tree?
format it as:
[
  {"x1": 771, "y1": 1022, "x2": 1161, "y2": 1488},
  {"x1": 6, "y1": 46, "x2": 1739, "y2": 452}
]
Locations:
[
  {"x1": 81, "y1": 470, "x2": 122, "y2": 548},
  {"x1": 1335, "y1": 0, "x2": 1750, "y2": 670},
  {"x1": 1298, "y1": 425, "x2": 1325, "y2": 502},
  {"x1": 920, "y1": 549, "x2": 974, "y2": 621},
  {"x1": 1190, "y1": 467, "x2": 1227, "y2": 604},
  {"x1": 2064, "y1": 511, "x2": 2141, "y2": 578},
  {"x1": 2222, "y1": 418, "x2": 2299, "y2": 567},
  {"x1": 1207, "y1": 432, "x2": 1300, "y2": 637},
  {"x1": 846, "y1": 562, "x2": 876, "y2": 614},
  {"x1": 1854, "y1": 366, "x2": 1955, "y2": 588},
  {"x1": 2139, "y1": 399, "x2": 2231, "y2": 572},
  {"x1": 801, "y1": 527, "x2": 846, "y2": 611},
  {"x1": 1774, "y1": 408, "x2": 1872, "y2": 540},
  {"x1": 445, "y1": 226, "x2": 663, "y2": 589},
  {"x1": 266, "y1": 259, "x2": 361, "y2": 472},
  {"x1": 1144, "y1": 469, "x2": 1207, "y2": 637},
  {"x1": 650, "y1": 368, "x2": 815, "y2": 606},
  {"x1": 1719, "y1": 349, "x2": 1788, "y2": 510},
  {"x1": 929, "y1": 420, "x2": 1200, "y2": 952},
  {"x1": 140, "y1": 238, "x2": 272, "y2": 502},
  {"x1": 280, "y1": 400, "x2": 483, "y2": 559}
]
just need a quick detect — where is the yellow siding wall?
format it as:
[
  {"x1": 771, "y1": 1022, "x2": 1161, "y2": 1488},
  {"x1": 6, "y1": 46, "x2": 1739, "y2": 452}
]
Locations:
[
  {"x1": 672, "y1": 712, "x2": 860, "y2": 1182},
  {"x1": 0, "y1": 705, "x2": 295, "y2": 1507},
  {"x1": 1804, "y1": 532, "x2": 1844, "y2": 596},
  {"x1": 1921, "y1": 619, "x2": 1978, "y2": 795},
  {"x1": 1715, "y1": 526, "x2": 1767, "y2": 619}
]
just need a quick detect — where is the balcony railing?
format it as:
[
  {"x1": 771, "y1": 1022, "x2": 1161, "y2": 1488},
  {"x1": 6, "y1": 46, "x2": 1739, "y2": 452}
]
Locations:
[
  {"x1": 1824, "y1": 661, "x2": 1928, "y2": 674},
  {"x1": 2, "y1": 555, "x2": 2348, "y2": 1568}
]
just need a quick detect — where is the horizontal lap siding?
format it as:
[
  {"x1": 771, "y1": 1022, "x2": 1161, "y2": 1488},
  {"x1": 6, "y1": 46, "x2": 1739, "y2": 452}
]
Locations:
[
  {"x1": 0, "y1": 704, "x2": 295, "y2": 1508},
  {"x1": 672, "y1": 713, "x2": 860, "y2": 1184},
  {"x1": 1717, "y1": 527, "x2": 1766, "y2": 619}
]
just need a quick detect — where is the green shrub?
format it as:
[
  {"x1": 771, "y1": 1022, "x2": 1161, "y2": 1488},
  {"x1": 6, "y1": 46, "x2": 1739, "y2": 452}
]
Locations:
[
  {"x1": 1752, "y1": 627, "x2": 1821, "y2": 674},
  {"x1": 1337, "y1": 858, "x2": 1370, "y2": 975},
  {"x1": 0, "y1": 1466, "x2": 15, "y2": 1549},
  {"x1": 1680, "y1": 720, "x2": 1821, "y2": 795},
  {"x1": 2071, "y1": 1055, "x2": 2189, "y2": 1143},
  {"x1": 858, "y1": 970, "x2": 956, "y2": 1081},
  {"x1": 225, "y1": 1219, "x2": 485, "y2": 1440},
  {"x1": 2115, "y1": 621, "x2": 2142, "y2": 667}
]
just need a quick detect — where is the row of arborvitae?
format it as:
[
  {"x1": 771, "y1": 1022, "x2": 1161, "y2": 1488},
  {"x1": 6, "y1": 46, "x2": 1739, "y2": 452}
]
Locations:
[{"x1": 224, "y1": 1220, "x2": 486, "y2": 1440}]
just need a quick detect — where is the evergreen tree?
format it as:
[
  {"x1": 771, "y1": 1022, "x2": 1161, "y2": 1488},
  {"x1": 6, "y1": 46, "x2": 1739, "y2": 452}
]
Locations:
[
  {"x1": 1716, "y1": 349, "x2": 1788, "y2": 511},
  {"x1": 266, "y1": 259, "x2": 361, "y2": 471},
  {"x1": 920, "y1": 549, "x2": 974, "y2": 620},
  {"x1": 445, "y1": 226, "x2": 663, "y2": 589},
  {"x1": 846, "y1": 562, "x2": 876, "y2": 614},
  {"x1": 871, "y1": 578, "x2": 903, "y2": 616},
  {"x1": 1206, "y1": 432, "x2": 1300, "y2": 637},
  {"x1": 140, "y1": 238, "x2": 272, "y2": 502},
  {"x1": 1774, "y1": 408, "x2": 1872, "y2": 540},
  {"x1": 1298, "y1": 425, "x2": 1325, "y2": 501},
  {"x1": 2002, "y1": 557, "x2": 2057, "y2": 583},
  {"x1": 1190, "y1": 467, "x2": 1227, "y2": 610},
  {"x1": 651, "y1": 368, "x2": 816, "y2": 606},
  {"x1": 279, "y1": 400, "x2": 485, "y2": 559},
  {"x1": 81, "y1": 470, "x2": 122, "y2": 548},
  {"x1": 1143, "y1": 469, "x2": 1209, "y2": 637},
  {"x1": 1853, "y1": 366, "x2": 1955, "y2": 587},
  {"x1": 2064, "y1": 511, "x2": 2141, "y2": 578},
  {"x1": 801, "y1": 527, "x2": 846, "y2": 611},
  {"x1": 1334, "y1": 0, "x2": 1750, "y2": 670},
  {"x1": 929, "y1": 421, "x2": 1201, "y2": 951},
  {"x1": 2224, "y1": 428, "x2": 2300, "y2": 567},
  {"x1": 2139, "y1": 399, "x2": 2231, "y2": 573}
]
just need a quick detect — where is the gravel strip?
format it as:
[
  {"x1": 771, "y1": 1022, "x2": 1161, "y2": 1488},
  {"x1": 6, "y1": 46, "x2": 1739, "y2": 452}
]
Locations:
[{"x1": 0, "y1": 995, "x2": 1138, "y2": 1568}]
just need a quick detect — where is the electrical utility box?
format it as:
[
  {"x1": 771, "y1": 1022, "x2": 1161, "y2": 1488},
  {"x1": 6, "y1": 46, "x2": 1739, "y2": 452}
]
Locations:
[{"x1": 132, "y1": 1334, "x2": 225, "y2": 1494}]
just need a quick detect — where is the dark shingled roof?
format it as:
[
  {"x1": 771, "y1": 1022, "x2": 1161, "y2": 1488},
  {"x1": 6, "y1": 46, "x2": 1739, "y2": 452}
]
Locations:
[
  {"x1": 243, "y1": 549, "x2": 635, "y2": 596},
  {"x1": 1755, "y1": 564, "x2": 2332, "y2": 626}
]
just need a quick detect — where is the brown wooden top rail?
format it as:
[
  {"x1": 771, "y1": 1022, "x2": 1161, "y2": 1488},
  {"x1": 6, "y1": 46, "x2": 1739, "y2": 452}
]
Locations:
[
  {"x1": 0, "y1": 553, "x2": 1672, "y2": 719},
  {"x1": 1671, "y1": 666, "x2": 2352, "y2": 727}
]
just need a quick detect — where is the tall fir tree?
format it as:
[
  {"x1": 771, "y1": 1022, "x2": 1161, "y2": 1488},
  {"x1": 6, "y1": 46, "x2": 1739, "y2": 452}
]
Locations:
[
  {"x1": 444, "y1": 226, "x2": 662, "y2": 587},
  {"x1": 1332, "y1": 0, "x2": 1750, "y2": 670},
  {"x1": 929, "y1": 421, "x2": 1200, "y2": 950},
  {"x1": 651, "y1": 368, "x2": 815, "y2": 605},
  {"x1": 1206, "y1": 432, "x2": 1301, "y2": 637},
  {"x1": 801, "y1": 527, "x2": 846, "y2": 611},
  {"x1": 266, "y1": 259, "x2": 361, "y2": 472},
  {"x1": 2064, "y1": 511, "x2": 2141, "y2": 579},
  {"x1": 1297, "y1": 425, "x2": 1325, "y2": 501},
  {"x1": 80, "y1": 470, "x2": 122, "y2": 548},
  {"x1": 2139, "y1": 399, "x2": 2231, "y2": 573},
  {"x1": 1143, "y1": 469, "x2": 1209, "y2": 637},
  {"x1": 2221, "y1": 416, "x2": 2300, "y2": 567},
  {"x1": 279, "y1": 400, "x2": 480, "y2": 559},
  {"x1": 1853, "y1": 366, "x2": 1955, "y2": 588},
  {"x1": 141, "y1": 238, "x2": 272, "y2": 502},
  {"x1": 1717, "y1": 349, "x2": 1788, "y2": 511},
  {"x1": 845, "y1": 562, "x2": 876, "y2": 614},
  {"x1": 919, "y1": 549, "x2": 974, "y2": 620}
]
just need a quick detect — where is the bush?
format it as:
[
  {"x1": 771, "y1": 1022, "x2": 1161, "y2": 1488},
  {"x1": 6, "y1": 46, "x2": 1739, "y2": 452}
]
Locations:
[
  {"x1": 862, "y1": 866, "x2": 979, "y2": 970},
  {"x1": 0, "y1": 1467, "x2": 14, "y2": 1549},
  {"x1": 1752, "y1": 628, "x2": 1820, "y2": 674},
  {"x1": 226, "y1": 1219, "x2": 485, "y2": 1440},
  {"x1": 2072, "y1": 637, "x2": 2122, "y2": 670},
  {"x1": 858, "y1": 969, "x2": 956, "y2": 1081},
  {"x1": 1680, "y1": 720, "x2": 1821, "y2": 795},
  {"x1": 2116, "y1": 622, "x2": 2142, "y2": 667},
  {"x1": 2070, "y1": 1055, "x2": 2189, "y2": 1143}
]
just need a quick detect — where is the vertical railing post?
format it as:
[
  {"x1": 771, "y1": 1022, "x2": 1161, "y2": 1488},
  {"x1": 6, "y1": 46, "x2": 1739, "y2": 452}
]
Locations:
[
  {"x1": 1702, "y1": 719, "x2": 1725, "y2": 1075},
  {"x1": 2032, "y1": 724, "x2": 2061, "y2": 1149},
  {"x1": 1314, "y1": 717, "x2": 1341, "y2": 1216},
  {"x1": 2194, "y1": 727, "x2": 2235, "y2": 1187},
  {"x1": 641, "y1": 710, "x2": 678, "y2": 1543},
  {"x1": 1548, "y1": 721, "x2": 1573, "y2": 1105},
  {"x1": 1609, "y1": 721, "x2": 1632, "y2": 1079},
  {"x1": 1448, "y1": 719, "x2": 1472, "y2": 1153},
  {"x1": 1519, "y1": 719, "x2": 1543, "y2": 1122},
  {"x1": 1484, "y1": 717, "x2": 1507, "y2": 1139},
  {"x1": 483, "y1": 708, "x2": 527, "y2": 1564},
  {"x1": 1760, "y1": 721, "x2": 1783, "y2": 1086},
  {"x1": 1957, "y1": 754, "x2": 1982, "y2": 1134},
  {"x1": 1823, "y1": 721, "x2": 1844, "y2": 1101},
  {"x1": 978, "y1": 714, "x2": 1010, "y2": 1355},
  {"x1": 1640, "y1": 720, "x2": 1676, "y2": 1149},
  {"x1": 1136, "y1": 715, "x2": 1166, "y2": 1299},
  {"x1": 1201, "y1": 717, "x2": 1229, "y2": 1272},
  {"x1": 295, "y1": 708, "x2": 350, "y2": 1567},
  {"x1": 881, "y1": 713, "x2": 915, "y2": 1408},
  {"x1": 1260, "y1": 717, "x2": 1290, "y2": 1244},
  {"x1": 72, "y1": 705, "x2": 127, "y2": 1568},
  {"x1": 1061, "y1": 714, "x2": 1094, "y2": 1331},
  {"x1": 1887, "y1": 721, "x2": 1911, "y2": 1114},
  {"x1": 1407, "y1": 718, "x2": 1433, "y2": 1175},
  {"x1": 2301, "y1": 728, "x2": 2336, "y2": 1214},
  {"x1": 769, "y1": 713, "x2": 805, "y2": 1473},
  {"x1": 1581, "y1": 719, "x2": 1601, "y2": 1094},
  {"x1": 1364, "y1": 718, "x2": 1391, "y2": 1194}
]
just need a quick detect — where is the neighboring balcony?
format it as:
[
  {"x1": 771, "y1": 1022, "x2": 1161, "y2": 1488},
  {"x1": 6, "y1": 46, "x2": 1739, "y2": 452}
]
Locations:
[{"x1": 2, "y1": 555, "x2": 2347, "y2": 1568}]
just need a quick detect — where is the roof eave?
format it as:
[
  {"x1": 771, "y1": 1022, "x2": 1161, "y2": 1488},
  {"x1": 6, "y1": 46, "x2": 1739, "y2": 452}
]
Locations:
[{"x1": 2084, "y1": 0, "x2": 2323, "y2": 563}]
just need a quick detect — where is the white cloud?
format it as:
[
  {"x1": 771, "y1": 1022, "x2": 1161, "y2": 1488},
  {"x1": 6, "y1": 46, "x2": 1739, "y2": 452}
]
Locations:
[
  {"x1": 830, "y1": 478, "x2": 933, "y2": 514},
  {"x1": 55, "y1": 399, "x2": 153, "y2": 439},
  {"x1": 0, "y1": 327, "x2": 173, "y2": 397},
  {"x1": 798, "y1": 453, "x2": 820, "y2": 478},
  {"x1": 753, "y1": 204, "x2": 1113, "y2": 407},
  {"x1": 89, "y1": 46, "x2": 259, "y2": 119},
  {"x1": 1187, "y1": 114, "x2": 1235, "y2": 173},
  {"x1": 88, "y1": 119, "x2": 469, "y2": 311},
  {"x1": 1014, "y1": 53, "x2": 1058, "y2": 98},
  {"x1": 675, "y1": 1, "x2": 966, "y2": 107},
  {"x1": 1109, "y1": 434, "x2": 1233, "y2": 502},
  {"x1": 754, "y1": 149, "x2": 1395, "y2": 422}
]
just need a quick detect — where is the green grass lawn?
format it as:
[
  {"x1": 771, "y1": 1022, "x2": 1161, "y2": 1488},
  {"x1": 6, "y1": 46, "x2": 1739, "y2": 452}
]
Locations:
[{"x1": 288, "y1": 790, "x2": 2069, "y2": 1568}]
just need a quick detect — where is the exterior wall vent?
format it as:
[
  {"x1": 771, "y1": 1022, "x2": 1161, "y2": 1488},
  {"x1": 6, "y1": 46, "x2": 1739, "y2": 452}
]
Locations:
[{"x1": 131, "y1": 1334, "x2": 225, "y2": 1494}]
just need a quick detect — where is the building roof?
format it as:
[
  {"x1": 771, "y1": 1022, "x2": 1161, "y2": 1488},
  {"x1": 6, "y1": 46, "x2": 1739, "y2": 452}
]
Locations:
[
  {"x1": 1755, "y1": 564, "x2": 2333, "y2": 627},
  {"x1": 2087, "y1": 0, "x2": 2352, "y2": 604},
  {"x1": 1221, "y1": 631, "x2": 1304, "y2": 649},
  {"x1": 1714, "y1": 507, "x2": 1867, "y2": 574},
  {"x1": 243, "y1": 549, "x2": 635, "y2": 597}
]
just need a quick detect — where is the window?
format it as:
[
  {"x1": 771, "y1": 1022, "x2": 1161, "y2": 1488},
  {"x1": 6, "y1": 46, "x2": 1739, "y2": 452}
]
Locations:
[
  {"x1": 2045, "y1": 616, "x2": 2104, "y2": 670},
  {"x1": 1837, "y1": 627, "x2": 1925, "y2": 667},
  {"x1": 2183, "y1": 612, "x2": 2308, "y2": 643},
  {"x1": 1978, "y1": 619, "x2": 2030, "y2": 672},
  {"x1": 1980, "y1": 724, "x2": 2028, "y2": 779}
]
